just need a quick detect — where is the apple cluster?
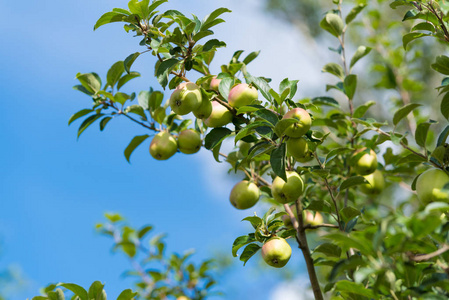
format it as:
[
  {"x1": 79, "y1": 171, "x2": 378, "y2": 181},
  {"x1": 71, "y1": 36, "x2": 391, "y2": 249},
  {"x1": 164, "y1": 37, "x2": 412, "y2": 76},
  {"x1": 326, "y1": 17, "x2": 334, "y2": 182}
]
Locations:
[{"x1": 149, "y1": 129, "x2": 202, "y2": 160}]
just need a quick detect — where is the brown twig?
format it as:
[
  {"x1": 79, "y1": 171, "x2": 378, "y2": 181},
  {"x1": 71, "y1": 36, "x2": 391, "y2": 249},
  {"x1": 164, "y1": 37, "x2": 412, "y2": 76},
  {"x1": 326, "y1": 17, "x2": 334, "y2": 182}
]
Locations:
[{"x1": 408, "y1": 244, "x2": 449, "y2": 262}]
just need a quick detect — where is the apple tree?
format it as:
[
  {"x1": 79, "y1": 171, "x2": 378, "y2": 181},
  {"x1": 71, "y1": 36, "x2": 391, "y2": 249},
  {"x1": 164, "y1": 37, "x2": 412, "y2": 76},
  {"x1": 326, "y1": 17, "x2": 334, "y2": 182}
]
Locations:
[{"x1": 32, "y1": 0, "x2": 449, "y2": 299}]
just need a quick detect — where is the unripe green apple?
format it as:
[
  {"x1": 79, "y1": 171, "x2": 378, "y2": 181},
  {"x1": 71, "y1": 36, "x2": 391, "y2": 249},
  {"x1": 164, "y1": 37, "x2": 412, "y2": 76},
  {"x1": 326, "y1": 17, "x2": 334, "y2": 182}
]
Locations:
[
  {"x1": 177, "y1": 129, "x2": 202, "y2": 154},
  {"x1": 192, "y1": 96, "x2": 212, "y2": 119},
  {"x1": 303, "y1": 211, "x2": 323, "y2": 226},
  {"x1": 169, "y1": 82, "x2": 202, "y2": 115},
  {"x1": 282, "y1": 204, "x2": 298, "y2": 227},
  {"x1": 360, "y1": 169, "x2": 385, "y2": 195},
  {"x1": 149, "y1": 131, "x2": 177, "y2": 160},
  {"x1": 416, "y1": 168, "x2": 449, "y2": 203},
  {"x1": 261, "y1": 237, "x2": 292, "y2": 268},
  {"x1": 203, "y1": 101, "x2": 233, "y2": 128},
  {"x1": 228, "y1": 83, "x2": 258, "y2": 108},
  {"x1": 271, "y1": 171, "x2": 304, "y2": 204},
  {"x1": 352, "y1": 148, "x2": 378, "y2": 175},
  {"x1": 282, "y1": 108, "x2": 312, "y2": 137},
  {"x1": 286, "y1": 137, "x2": 308, "y2": 161},
  {"x1": 297, "y1": 151, "x2": 314, "y2": 163},
  {"x1": 209, "y1": 76, "x2": 221, "y2": 91},
  {"x1": 237, "y1": 141, "x2": 253, "y2": 158},
  {"x1": 229, "y1": 180, "x2": 260, "y2": 209}
]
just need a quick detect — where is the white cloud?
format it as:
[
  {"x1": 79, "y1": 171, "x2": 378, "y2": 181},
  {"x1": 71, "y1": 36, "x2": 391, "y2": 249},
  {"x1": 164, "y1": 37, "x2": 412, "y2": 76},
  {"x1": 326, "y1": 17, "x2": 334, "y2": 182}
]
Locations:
[{"x1": 269, "y1": 276, "x2": 315, "y2": 300}]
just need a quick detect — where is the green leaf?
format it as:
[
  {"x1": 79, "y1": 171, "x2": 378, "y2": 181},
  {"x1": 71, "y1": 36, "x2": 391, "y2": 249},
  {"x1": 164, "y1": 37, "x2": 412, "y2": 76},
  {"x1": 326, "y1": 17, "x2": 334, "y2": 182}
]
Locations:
[
  {"x1": 47, "y1": 289, "x2": 65, "y2": 300},
  {"x1": 306, "y1": 200, "x2": 332, "y2": 213},
  {"x1": 77, "y1": 114, "x2": 103, "y2": 139},
  {"x1": 322, "y1": 63, "x2": 344, "y2": 80},
  {"x1": 114, "y1": 92, "x2": 132, "y2": 105},
  {"x1": 203, "y1": 39, "x2": 226, "y2": 52},
  {"x1": 88, "y1": 281, "x2": 105, "y2": 300},
  {"x1": 412, "y1": 22, "x2": 435, "y2": 32},
  {"x1": 155, "y1": 58, "x2": 179, "y2": 89},
  {"x1": 204, "y1": 128, "x2": 232, "y2": 150},
  {"x1": 403, "y1": 32, "x2": 430, "y2": 50},
  {"x1": 353, "y1": 101, "x2": 375, "y2": 118},
  {"x1": 396, "y1": 153, "x2": 427, "y2": 165},
  {"x1": 99, "y1": 117, "x2": 112, "y2": 131},
  {"x1": 441, "y1": 92, "x2": 449, "y2": 120},
  {"x1": 415, "y1": 122, "x2": 432, "y2": 148},
  {"x1": 94, "y1": 11, "x2": 129, "y2": 30},
  {"x1": 325, "y1": 147, "x2": 352, "y2": 164},
  {"x1": 192, "y1": 30, "x2": 213, "y2": 42},
  {"x1": 243, "y1": 51, "x2": 260, "y2": 65},
  {"x1": 339, "y1": 176, "x2": 368, "y2": 191},
  {"x1": 117, "y1": 289, "x2": 138, "y2": 300},
  {"x1": 128, "y1": 0, "x2": 150, "y2": 19},
  {"x1": 117, "y1": 72, "x2": 140, "y2": 90},
  {"x1": 246, "y1": 74, "x2": 274, "y2": 103},
  {"x1": 393, "y1": 103, "x2": 421, "y2": 126},
  {"x1": 218, "y1": 77, "x2": 235, "y2": 100},
  {"x1": 106, "y1": 61, "x2": 125, "y2": 88},
  {"x1": 340, "y1": 206, "x2": 361, "y2": 223},
  {"x1": 253, "y1": 109, "x2": 279, "y2": 126},
  {"x1": 124, "y1": 52, "x2": 140, "y2": 74},
  {"x1": 124, "y1": 134, "x2": 150, "y2": 162},
  {"x1": 125, "y1": 105, "x2": 147, "y2": 120},
  {"x1": 343, "y1": 74, "x2": 357, "y2": 99},
  {"x1": 105, "y1": 212, "x2": 123, "y2": 223},
  {"x1": 279, "y1": 78, "x2": 299, "y2": 100},
  {"x1": 58, "y1": 284, "x2": 88, "y2": 300},
  {"x1": 335, "y1": 281, "x2": 376, "y2": 298},
  {"x1": 242, "y1": 216, "x2": 263, "y2": 229},
  {"x1": 68, "y1": 109, "x2": 94, "y2": 125},
  {"x1": 201, "y1": 7, "x2": 232, "y2": 30},
  {"x1": 75, "y1": 73, "x2": 102, "y2": 94},
  {"x1": 239, "y1": 243, "x2": 261, "y2": 266},
  {"x1": 345, "y1": 4, "x2": 366, "y2": 24},
  {"x1": 232, "y1": 234, "x2": 256, "y2": 257},
  {"x1": 73, "y1": 84, "x2": 95, "y2": 96},
  {"x1": 270, "y1": 143, "x2": 286, "y2": 181},
  {"x1": 274, "y1": 118, "x2": 297, "y2": 137},
  {"x1": 311, "y1": 96, "x2": 340, "y2": 108},
  {"x1": 350, "y1": 46, "x2": 372, "y2": 69},
  {"x1": 320, "y1": 13, "x2": 344, "y2": 37},
  {"x1": 314, "y1": 243, "x2": 342, "y2": 258},
  {"x1": 432, "y1": 55, "x2": 449, "y2": 75},
  {"x1": 137, "y1": 225, "x2": 153, "y2": 239},
  {"x1": 437, "y1": 125, "x2": 449, "y2": 146}
]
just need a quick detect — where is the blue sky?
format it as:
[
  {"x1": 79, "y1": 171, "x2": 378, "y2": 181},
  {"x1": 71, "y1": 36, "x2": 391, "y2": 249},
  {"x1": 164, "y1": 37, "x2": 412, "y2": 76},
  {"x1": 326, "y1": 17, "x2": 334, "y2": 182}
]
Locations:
[{"x1": 0, "y1": 0, "x2": 325, "y2": 299}]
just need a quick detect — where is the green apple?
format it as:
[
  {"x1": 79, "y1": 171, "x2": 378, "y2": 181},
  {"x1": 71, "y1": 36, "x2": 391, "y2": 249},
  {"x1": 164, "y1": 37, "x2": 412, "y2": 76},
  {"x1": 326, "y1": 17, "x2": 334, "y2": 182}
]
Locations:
[
  {"x1": 177, "y1": 129, "x2": 202, "y2": 154},
  {"x1": 229, "y1": 180, "x2": 260, "y2": 209},
  {"x1": 360, "y1": 169, "x2": 385, "y2": 195},
  {"x1": 282, "y1": 204, "x2": 298, "y2": 227},
  {"x1": 192, "y1": 96, "x2": 212, "y2": 119},
  {"x1": 282, "y1": 108, "x2": 312, "y2": 137},
  {"x1": 169, "y1": 82, "x2": 202, "y2": 115},
  {"x1": 416, "y1": 168, "x2": 449, "y2": 203},
  {"x1": 297, "y1": 151, "x2": 314, "y2": 163},
  {"x1": 303, "y1": 211, "x2": 323, "y2": 226},
  {"x1": 352, "y1": 148, "x2": 378, "y2": 175},
  {"x1": 203, "y1": 101, "x2": 233, "y2": 128},
  {"x1": 228, "y1": 83, "x2": 258, "y2": 108},
  {"x1": 209, "y1": 76, "x2": 221, "y2": 91},
  {"x1": 149, "y1": 131, "x2": 177, "y2": 160},
  {"x1": 261, "y1": 237, "x2": 292, "y2": 268},
  {"x1": 271, "y1": 171, "x2": 304, "y2": 204},
  {"x1": 237, "y1": 141, "x2": 253, "y2": 158},
  {"x1": 286, "y1": 137, "x2": 308, "y2": 161}
]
